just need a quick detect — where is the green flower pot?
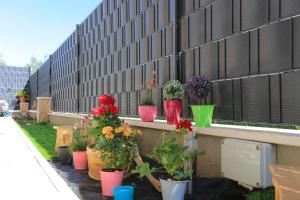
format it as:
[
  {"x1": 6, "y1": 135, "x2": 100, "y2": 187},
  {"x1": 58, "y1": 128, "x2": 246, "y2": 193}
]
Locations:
[{"x1": 191, "y1": 105, "x2": 214, "y2": 128}]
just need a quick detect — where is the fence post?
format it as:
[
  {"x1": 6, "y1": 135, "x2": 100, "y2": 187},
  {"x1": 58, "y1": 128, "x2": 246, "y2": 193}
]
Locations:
[{"x1": 36, "y1": 97, "x2": 52, "y2": 123}]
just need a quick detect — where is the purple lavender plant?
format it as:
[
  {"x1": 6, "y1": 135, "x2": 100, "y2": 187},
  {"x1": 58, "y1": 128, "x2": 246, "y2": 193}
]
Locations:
[{"x1": 185, "y1": 76, "x2": 214, "y2": 100}]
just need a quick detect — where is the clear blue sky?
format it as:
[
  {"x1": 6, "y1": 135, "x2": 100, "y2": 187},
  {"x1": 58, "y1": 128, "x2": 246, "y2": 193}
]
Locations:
[{"x1": 0, "y1": 0, "x2": 101, "y2": 67}]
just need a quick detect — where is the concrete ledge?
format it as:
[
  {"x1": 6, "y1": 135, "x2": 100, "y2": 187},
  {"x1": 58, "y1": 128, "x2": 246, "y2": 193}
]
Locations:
[
  {"x1": 28, "y1": 110, "x2": 37, "y2": 119},
  {"x1": 49, "y1": 112, "x2": 300, "y2": 147}
]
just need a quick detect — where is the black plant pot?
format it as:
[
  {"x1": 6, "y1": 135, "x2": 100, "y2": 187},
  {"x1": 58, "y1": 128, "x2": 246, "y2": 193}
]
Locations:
[{"x1": 58, "y1": 146, "x2": 70, "y2": 165}]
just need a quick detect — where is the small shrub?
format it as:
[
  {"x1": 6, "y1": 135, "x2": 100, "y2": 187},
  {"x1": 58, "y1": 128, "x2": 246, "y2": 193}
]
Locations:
[
  {"x1": 162, "y1": 80, "x2": 185, "y2": 100},
  {"x1": 185, "y1": 76, "x2": 214, "y2": 100},
  {"x1": 69, "y1": 130, "x2": 89, "y2": 152}
]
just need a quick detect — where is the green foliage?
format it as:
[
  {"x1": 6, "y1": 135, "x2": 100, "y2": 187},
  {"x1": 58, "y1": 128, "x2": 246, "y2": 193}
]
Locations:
[
  {"x1": 25, "y1": 56, "x2": 46, "y2": 74},
  {"x1": 16, "y1": 90, "x2": 29, "y2": 97},
  {"x1": 96, "y1": 129, "x2": 140, "y2": 171},
  {"x1": 162, "y1": 80, "x2": 185, "y2": 100},
  {"x1": 69, "y1": 130, "x2": 89, "y2": 152},
  {"x1": 132, "y1": 163, "x2": 157, "y2": 177},
  {"x1": 140, "y1": 95, "x2": 154, "y2": 105},
  {"x1": 133, "y1": 132, "x2": 199, "y2": 181},
  {"x1": 88, "y1": 114, "x2": 121, "y2": 140},
  {"x1": 213, "y1": 119, "x2": 299, "y2": 130},
  {"x1": 139, "y1": 80, "x2": 157, "y2": 106},
  {"x1": 246, "y1": 188, "x2": 275, "y2": 200},
  {"x1": 149, "y1": 137, "x2": 198, "y2": 180},
  {"x1": 14, "y1": 118, "x2": 58, "y2": 160},
  {"x1": 296, "y1": 126, "x2": 300, "y2": 130}
]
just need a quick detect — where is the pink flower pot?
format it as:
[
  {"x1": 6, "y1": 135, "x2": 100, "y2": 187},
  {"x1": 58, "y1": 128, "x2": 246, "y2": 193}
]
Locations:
[
  {"x1": 72, "y1": 151, "x2": 88, "y2": 170},
  {"x1": 164, "y1": 99, "x2": 182, "y2": 124},
  {"x1": 100, "y1": 170, "x2": 124, "y2": 196},
  {"x1": 138, "y1": 105, "x2": 157, "y2": 122}
]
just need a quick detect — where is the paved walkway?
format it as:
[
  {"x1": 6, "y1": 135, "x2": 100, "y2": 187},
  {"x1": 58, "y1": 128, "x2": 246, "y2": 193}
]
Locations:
[{"x1": 0, "y1": 117, "x2": 79, "y2": 200}]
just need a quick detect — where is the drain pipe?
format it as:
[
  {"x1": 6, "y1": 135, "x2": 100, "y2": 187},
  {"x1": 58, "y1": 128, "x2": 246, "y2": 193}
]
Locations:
[{"x1": 184, "y1": 131, "x2": 199, "y2": 195}]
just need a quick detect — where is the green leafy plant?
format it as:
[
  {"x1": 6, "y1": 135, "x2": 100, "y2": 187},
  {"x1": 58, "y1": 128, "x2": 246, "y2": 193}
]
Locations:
[
  {"x1": 296, "y1": 126, "x2": 300, "y2": 130},
  {"x1": 132, "y1": 120, "x2": 199, "y2": 181},
  {"x1": 97, "y1": 124, "x2": 142, "y2": 171},
  {"x1": 89, "y1": 95, "x2": 142, "y2": 172},
  {"x1": 139, "y1": 71, "x2": 158, "y2": 106},
  {"x1": 16, "y1": 90, "x2": 29, "y2": 98},
  {"x1": 69, "y1": 130, "x2": 89, "y2": 152},
  {"x1": 162, "y1": 80, "x2": 185, "y2": 100},
  {"x1": 88, "y1": 95, "x2": 121, "y2": 141}
]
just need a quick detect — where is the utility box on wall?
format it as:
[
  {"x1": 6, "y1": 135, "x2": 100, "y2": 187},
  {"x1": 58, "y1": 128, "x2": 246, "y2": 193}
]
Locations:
[{"x1": 221, "y1": 138, "x2": 276, "y2": 189}]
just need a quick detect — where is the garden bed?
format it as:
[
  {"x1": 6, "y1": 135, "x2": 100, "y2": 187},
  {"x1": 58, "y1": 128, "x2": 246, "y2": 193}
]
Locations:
[
  {"x1": 49, "y1": 159, "x2": 249, "y2": 200},
  {"x1": 14, "y1": 116, "x2": 274, "y2": 200}
]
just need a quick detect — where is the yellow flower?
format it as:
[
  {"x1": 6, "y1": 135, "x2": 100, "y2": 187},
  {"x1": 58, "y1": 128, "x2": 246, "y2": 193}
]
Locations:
[
  {"x1": 136, "y1": 129, "x2": 142, "y2": 136},
  {"x1": 102, "y1": 126, "x2": 113, "y2": 135},
  {"x1": 105, "y1": 131, "x2": 114, "y2": 140},
  {"x1": 123, "y1": 129, "x2": 132, "y2": 137},
  {"x1": 115, "y1": 127, "x2": 123, "y2": 133},
  {"x1": 121, "y1": 124, "x2": 133, "y2": 137}
]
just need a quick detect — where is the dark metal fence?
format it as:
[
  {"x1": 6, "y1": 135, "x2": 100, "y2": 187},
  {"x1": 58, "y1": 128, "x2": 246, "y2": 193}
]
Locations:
[
  {"x1": 0, "y1": 66, "x2": 30, "y2": 109},
  {"x1": 29, "y1": 0, "x2": 300, "y2": 124}
]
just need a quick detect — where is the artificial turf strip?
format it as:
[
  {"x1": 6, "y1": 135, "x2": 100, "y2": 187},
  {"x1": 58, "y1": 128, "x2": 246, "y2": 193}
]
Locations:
[{"x1": 14, "y1": 118, "x2": 58, "y2": 160}]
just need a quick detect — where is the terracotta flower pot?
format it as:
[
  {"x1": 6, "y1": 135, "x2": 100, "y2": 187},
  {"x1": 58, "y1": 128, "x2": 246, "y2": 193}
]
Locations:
[
  {"x1": 87, "y1": 144, "x2": 104, "y2": 180},
  {"x1": 138, "y1": 105, "x2": 157, "y2": 122},
  {"x1": 72, "y1": 151, "x2": 88, "y2": 170},
  {"x1": 100, "y1": 170, "x2": 124, "y2": 196},
  {"x1": 19, "y1": 96, "x2": 26, "y2": 103},
  {"x1": 164, "y1": 99, "x2": 182, "y2": 124}
]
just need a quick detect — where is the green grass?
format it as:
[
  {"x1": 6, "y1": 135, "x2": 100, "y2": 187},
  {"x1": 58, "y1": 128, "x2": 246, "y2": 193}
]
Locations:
[
  {"x1": 246, "y1": 188, "x2": 275, "y2": 200},
  {"x1": 14, "y1": 117, "x2": 58, "y2": 160}
]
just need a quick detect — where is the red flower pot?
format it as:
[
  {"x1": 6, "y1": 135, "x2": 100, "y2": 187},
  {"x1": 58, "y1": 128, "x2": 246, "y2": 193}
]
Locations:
[
  {"x1": 19, "y1": 96, "x2": 26, "y2": 103},
  {"x1": 164, "y1": 99, "x2": 182, "y2": 124},
  {"x1": 100, "y1": 170, "x2": 124, "y2": 196},
  {"x1": 138, "y1": 105, "x2": 157, "y2": 122},
  {"x1": 72, "y1": 151, "x2": 88, "y2": 170}
]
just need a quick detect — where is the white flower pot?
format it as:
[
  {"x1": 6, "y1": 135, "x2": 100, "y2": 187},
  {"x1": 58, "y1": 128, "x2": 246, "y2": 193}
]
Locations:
[{"x1": 160, "y1": 179, "x2": 188, "y2": 200}]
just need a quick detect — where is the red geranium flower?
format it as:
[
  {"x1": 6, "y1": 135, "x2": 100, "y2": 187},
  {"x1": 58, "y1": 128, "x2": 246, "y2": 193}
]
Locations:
[
  {"x1": 108, "y1": 105, "x2": 119, "y2": 115},
  {"x1": 176, "y1": 120, "x2": 192, "y2": 132},
  {"x1": 99, "y1": 95, "x2": 115, "y2": 105},
  {"x1": 91, "y1": 106, "x2": 106, "y2": 116}
]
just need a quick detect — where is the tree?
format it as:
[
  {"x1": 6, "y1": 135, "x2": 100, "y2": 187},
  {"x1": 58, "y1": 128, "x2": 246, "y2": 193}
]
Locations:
[
  {"x1": 25, "y1": 56, "x2": 45, "y2": 73},
  {"x1": 0, "y1": 53, "x2": 7, "y2": 66}
]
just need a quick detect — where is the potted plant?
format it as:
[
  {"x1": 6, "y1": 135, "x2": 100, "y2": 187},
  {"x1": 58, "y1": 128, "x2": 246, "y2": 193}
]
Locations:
[
  {"x1": 133, "y1": 120, "x2": 198, "y2": 200},
  {"x1": 138, "y1": 71, "x2": 158, "y2": 122},
  {"x1": 16, "y1": 90, "x2": 29, "y2": 103},
  {"x1": 97, "y1": 123, "x2": 142, "y2": 196},
  {"x1": 162, "y1": 80, "x2": 185, "y2": 124},
  {"x1": 87, "y1": 95, "x2": 121, "y2": 180},
  {"x1": 185, "y1": 76, "x2": 214, "y2": 128},
  {"x1": 69, "y1": 130, "x2": 89, "y2": 170}
]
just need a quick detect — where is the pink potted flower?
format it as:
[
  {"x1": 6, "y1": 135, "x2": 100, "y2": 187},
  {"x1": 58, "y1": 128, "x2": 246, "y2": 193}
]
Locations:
[
  {"x1": 138, "y1": 71, "x2": 158, "y2": 122},
  {"x1": 69, "y1": 130, "x2": 89, "y2": 170},
  {"x1": 98, "y1": 124, "x2": 142, "y2": 196}
]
